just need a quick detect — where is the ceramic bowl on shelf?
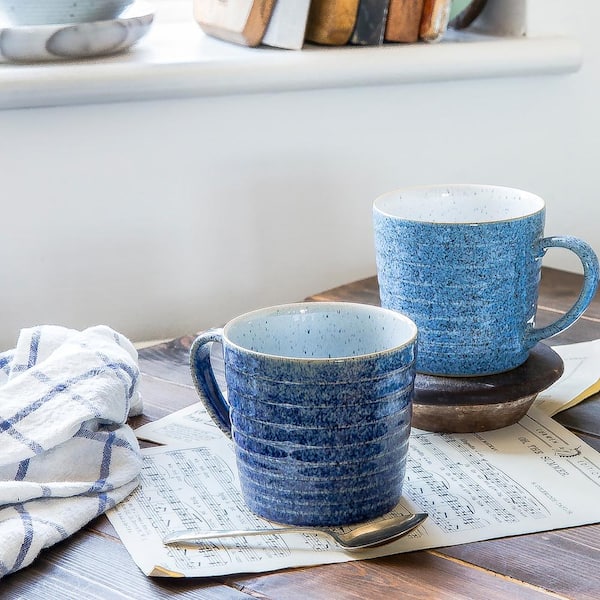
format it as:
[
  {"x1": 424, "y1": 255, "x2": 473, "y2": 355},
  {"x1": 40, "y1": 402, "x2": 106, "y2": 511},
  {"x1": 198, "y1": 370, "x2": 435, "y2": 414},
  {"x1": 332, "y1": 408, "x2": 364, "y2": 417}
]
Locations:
[
  {"x1": 0, "y1": 0, "x2": 133, "y2": 26},
  {"x1": 0, "y1": 3, "x2": 154, "y2": 63}
]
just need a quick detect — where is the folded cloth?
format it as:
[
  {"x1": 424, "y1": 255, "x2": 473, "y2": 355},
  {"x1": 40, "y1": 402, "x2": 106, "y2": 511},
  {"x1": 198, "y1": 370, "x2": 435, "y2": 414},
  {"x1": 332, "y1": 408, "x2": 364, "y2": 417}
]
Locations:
[{"x1": 0, "y1": 325, "x2": 143, "y2": 578}]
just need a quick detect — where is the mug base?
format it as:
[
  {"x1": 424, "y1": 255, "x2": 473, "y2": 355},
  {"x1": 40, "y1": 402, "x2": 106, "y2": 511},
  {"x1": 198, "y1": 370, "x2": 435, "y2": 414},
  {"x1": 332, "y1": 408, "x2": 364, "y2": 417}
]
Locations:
[
  {"x1": 242, "y1": 492, "x2": 402, "y2": 527},
  {"x1": 416, "y1": 351, "x2": 531, "y2": 378}
]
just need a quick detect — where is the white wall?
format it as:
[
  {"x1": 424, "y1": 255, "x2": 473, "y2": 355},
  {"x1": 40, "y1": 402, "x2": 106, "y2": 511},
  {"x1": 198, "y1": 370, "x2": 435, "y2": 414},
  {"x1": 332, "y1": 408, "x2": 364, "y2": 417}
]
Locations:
[{"x1": 1, "y1": 1, "x2": 599, "y2": 350}]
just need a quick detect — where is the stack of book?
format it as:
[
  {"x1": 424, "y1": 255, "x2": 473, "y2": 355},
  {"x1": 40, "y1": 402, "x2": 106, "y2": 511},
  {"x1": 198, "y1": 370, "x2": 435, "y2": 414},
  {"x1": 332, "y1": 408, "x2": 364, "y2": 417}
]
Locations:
[{"x1": 193, "y1": 0, "x2": 487, "y2": 50}]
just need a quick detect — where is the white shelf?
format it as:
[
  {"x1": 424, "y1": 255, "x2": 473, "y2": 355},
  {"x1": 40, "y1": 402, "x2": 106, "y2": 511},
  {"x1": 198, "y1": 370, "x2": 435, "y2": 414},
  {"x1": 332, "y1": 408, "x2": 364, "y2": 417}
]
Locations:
[{"x1": 0, "y1": 21, "x2": 582, "y2": 111}]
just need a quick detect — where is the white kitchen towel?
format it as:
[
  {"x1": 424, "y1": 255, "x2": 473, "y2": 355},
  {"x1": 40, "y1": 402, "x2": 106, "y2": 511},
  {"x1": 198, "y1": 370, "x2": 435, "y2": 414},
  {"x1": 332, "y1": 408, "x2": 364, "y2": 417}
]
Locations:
[{"x1": 0, "y1": 325, "x2": 143, "y2": 578}]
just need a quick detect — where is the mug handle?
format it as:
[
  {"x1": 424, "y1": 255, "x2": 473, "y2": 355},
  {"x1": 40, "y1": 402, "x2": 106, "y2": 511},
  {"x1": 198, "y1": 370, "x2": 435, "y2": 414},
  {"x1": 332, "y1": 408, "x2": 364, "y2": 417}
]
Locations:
[
  {"x1": 190, "y1": 329, "x2": 232, "y2": 437},
  {"x1": 525, "y1": 236, "x2": 599, "y2": 348}
]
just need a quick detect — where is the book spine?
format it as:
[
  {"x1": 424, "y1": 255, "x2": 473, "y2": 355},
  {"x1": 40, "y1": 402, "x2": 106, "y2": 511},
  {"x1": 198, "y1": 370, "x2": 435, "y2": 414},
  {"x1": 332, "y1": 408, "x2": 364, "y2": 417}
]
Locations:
[
  {"x1": 305, "y1": 0, "x2": 361, "y2": 46},
  {"x1": 350, "y1": 0, "x2": 391, "y2": 46},
  {"x1": 384, "y1": 0, "x2": 425, "y2": 43}
]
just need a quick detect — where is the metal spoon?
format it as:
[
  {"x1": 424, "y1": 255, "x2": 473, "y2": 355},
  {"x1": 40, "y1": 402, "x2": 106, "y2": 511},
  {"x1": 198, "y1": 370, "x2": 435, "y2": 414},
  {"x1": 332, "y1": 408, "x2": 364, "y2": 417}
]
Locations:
[{"x1": 163, "y1": 512, "x2": 427, "y2": 551}]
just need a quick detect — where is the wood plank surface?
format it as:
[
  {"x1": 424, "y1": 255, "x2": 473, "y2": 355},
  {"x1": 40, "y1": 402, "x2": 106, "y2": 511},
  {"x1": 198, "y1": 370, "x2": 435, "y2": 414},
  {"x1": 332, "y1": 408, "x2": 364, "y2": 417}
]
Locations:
[
  {"x1": 4, "y1": 267, "x2": 600, "y2": 599},
  {"x1": 231, "y1": 550, "x2": 559, "y2": 599},
  {"x1": 440, "y1": 524, "x2": 600, "y2": 600},
  {"x1": 2, "y1": 528, "x2": 252, "y2": 599}
]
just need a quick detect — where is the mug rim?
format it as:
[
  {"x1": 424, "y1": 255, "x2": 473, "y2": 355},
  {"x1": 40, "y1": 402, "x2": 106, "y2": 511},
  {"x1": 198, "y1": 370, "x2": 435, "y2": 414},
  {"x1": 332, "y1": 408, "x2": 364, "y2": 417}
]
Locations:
[
  {"x1": 373, "y1": 183, "x2": 545, "y2": 225},
  {"x1": 222, "y1": 301, "x2": 418, "y2": 362}
]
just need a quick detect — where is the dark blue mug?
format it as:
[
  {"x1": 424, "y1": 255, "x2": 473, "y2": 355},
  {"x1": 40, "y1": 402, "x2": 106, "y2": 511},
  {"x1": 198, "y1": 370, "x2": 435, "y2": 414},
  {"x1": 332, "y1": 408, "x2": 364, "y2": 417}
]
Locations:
[{"x1": 190, "y1": 302, "x2": 418, "y2": 526}]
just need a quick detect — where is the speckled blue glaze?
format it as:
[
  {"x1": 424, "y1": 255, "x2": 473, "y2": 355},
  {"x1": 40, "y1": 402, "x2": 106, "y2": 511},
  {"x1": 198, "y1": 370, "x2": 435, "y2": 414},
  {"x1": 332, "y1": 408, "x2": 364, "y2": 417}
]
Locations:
[
  {"x1": 230, "y1": 408, "x2": 410, "y2": 446},
  {"x1": 190, "y1": 302, "x2": 417, "y2": 526},
  {"x1": 233, "y1": 424, "x2": 411, "y2": 462},
  {"x1": 228, "y1": 387, "x2": 411, "y2": 426},
  {"x1": 235, "y1": 438, "x2": 410, "y2": 479},
  {"x1": 243, "y1": 491, "x2": 401, "y2": 526},
  {"x1": 238, "y1": 462, "x2": 406, "y2": 499},
  {"x1": 236, "y1": 443, "x2": 409, "y2": 481},
  {"x1": 237, "y1": 468, "x2": 405, "y2": 524},
  {"x1": 373, "y1": 184, "x2": 599, "y2": 376}
]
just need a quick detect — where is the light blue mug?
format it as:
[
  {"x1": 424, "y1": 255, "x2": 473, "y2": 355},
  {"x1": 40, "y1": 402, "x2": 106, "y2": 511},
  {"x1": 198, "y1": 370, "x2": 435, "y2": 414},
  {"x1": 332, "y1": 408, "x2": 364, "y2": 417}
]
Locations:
[
  {"x1": 373, "y1": 184, "x2": 599, "y2": 376},
  {"x1": 190, "y1": 302, "x2": 417, "y2": 526}
]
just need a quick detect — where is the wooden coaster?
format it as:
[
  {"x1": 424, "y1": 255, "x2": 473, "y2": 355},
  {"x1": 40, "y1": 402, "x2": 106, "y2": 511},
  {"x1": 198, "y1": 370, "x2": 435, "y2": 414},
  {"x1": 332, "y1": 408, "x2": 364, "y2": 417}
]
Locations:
[{"x1": 412, "y1": 343, "x2": 564, "y2": 433}]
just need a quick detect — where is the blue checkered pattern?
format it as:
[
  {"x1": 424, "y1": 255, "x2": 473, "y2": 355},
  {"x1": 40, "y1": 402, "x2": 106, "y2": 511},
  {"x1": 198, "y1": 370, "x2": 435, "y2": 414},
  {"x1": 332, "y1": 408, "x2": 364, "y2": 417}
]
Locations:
[{"x1": 0, "y1": 325, "x2": 143, "y2": 578}]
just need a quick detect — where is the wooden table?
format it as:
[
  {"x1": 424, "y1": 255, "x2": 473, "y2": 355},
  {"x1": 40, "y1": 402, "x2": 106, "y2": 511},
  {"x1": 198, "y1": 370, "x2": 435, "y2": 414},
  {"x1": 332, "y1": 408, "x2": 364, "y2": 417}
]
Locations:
[{"x1": 4, "y1": 267, "x2": 600, "y2": 599}]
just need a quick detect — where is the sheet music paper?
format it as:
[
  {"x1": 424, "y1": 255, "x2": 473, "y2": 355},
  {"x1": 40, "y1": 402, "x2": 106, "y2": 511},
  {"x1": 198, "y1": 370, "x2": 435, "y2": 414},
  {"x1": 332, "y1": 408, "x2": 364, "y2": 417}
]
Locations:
[
  {"x1": 109, "y1": 404, "x2": 600, "y2": 577},
  {"x1": 534, "y1": 339, "x2": 600, "y2": 415},
  {"x1": 136, "y1": 402, "x2": 224, "y2": 445}
]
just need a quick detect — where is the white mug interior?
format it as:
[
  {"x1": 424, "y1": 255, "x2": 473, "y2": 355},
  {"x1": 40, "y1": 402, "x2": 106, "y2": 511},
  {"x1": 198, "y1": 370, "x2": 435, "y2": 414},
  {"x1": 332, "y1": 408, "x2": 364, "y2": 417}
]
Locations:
[
  {"x1": 374, "y1": 184, "x2": 545, "y2": 224},
  {"x1": 224, "y1": 302, "x2": 417, "y2": 360}
]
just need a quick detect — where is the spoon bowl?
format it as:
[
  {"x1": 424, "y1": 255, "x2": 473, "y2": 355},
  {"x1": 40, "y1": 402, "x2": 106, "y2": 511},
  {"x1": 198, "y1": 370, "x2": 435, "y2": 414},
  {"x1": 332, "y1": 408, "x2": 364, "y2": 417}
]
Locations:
[{"x1": 163, "y1": 512, "x2": 428, "y2": 551}]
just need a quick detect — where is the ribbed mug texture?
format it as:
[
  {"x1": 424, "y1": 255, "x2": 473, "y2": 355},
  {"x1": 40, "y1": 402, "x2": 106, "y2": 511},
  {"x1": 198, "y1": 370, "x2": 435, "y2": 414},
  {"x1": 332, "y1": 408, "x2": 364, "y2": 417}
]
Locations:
[
  {"x1": 190, "y1": 302, "x2": 417, "y2": 526},
  {"x1": 374, "y1": 211, "x2": 542, "y2": 375},
  {"x1": 374, "y1": 184, "x2": 599, "y2": 376}
]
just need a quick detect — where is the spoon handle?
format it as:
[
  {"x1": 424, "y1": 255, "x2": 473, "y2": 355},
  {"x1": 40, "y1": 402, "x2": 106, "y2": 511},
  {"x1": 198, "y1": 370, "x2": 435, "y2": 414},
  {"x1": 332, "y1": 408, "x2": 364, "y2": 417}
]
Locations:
[{"x1": 163, "y1": 526, "x2": 319, "y2": 545}]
